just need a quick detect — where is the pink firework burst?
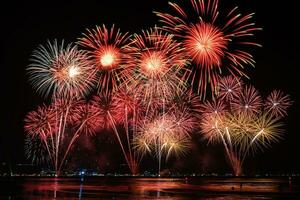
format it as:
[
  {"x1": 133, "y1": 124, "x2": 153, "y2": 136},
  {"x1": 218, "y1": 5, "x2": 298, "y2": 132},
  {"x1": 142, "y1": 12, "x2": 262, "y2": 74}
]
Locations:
[
  {"x1": 218, "y1": 75, "x2": 243, "y2": 101},
  {"x1": 78, "y1": 24, "x2": 131, "y2": 93},
  {"x1": 199, "y1": 113, "x2": 225, "y2": 144},
  {"x1": 199, "y1": 98, "x2": 227, "y2": 117},
  {"x1": 231, "y1": 85, "x2": 263, "y2": 116},
  {"x1": 155, "y1": 0, "x2": 261, "y2": 98},
  {"x1": 265, "y1": 90, "x2": 293, "y2": 117}
]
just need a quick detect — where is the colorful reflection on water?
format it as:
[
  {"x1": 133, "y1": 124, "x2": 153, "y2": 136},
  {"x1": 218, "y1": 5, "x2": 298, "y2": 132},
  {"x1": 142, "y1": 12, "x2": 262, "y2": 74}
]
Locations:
[{"x1": 1, "y1": 177, "x2": 300, "y2": 199}]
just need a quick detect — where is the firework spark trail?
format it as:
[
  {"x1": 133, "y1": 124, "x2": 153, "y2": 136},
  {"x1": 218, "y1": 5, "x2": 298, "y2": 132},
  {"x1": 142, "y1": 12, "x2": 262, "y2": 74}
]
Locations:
[
  {"x1": 90, "y1": 93, "x2": 139, "y2": 174},
  {"x1": 57, "y1": 101, "x2": 103, "y2": 173},
  {"x1": 114, "y1": 89, "x2": 142, "y2": 174},
  {"x1": 78, "y1": 24, "x2": 131, "y2": 94},
  {"x1": 155, "y1": 0, "x2": 261, "y2": 98},
  {"x1": 51, "y1": 98, "x2": 82, "y2": 174}
]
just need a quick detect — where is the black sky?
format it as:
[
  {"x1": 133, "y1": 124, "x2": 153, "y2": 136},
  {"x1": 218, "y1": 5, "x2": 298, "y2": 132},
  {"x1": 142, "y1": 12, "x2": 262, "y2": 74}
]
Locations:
[{"x1": 1, "y1": 0, "x2": 299, "y2": 174}]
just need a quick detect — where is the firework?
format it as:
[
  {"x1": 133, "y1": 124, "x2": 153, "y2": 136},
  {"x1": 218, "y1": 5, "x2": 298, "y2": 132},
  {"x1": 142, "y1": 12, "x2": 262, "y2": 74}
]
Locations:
[
  {"x1": 231, "y1": 85, "x2": 263, "y2": 116},
  {"x1": 135, "y1": 110, "x2": 194, "y2": 174},
  {"x1": 167, "y1": 89, "x2": 202, "y2": 117},
  {"x1": 250, "y1": 114, "x2": 284, "y2": 151},
  {"x1": 72, "y1": 101, "x2": 103, "y2": 135},
  {"x1": 90, "y1": 93, "x2": 120, "y2": 129},
  {"x1": 199, "y1": 80, "x2": 291, "y2": 175},
  {"x1": 90, "y1": 92, "x2": 140, "y2": 173},
  {"x1": 199, "y1": 98, "x2": 227, "y2": 117},
  {"x1": 24, "y1": 104, "x2": 56, "y2": 167},
  {"x1": 27, "y1": 40, "x2": 96, "y2": 99},
  {"x1": 125, "y1": 27, "x2": 188, "y2": 112},
  {"x1": 218, "y1": 75, "x2": 243, "y2": 101},
  {"x1": 200, "y1": 112, "x2": 232, "y2": 145},
  {"x1": 25, "y1": 135, "x2": 50, "y2": 165},
  {"x1": 24, "y1": 104, "x2": 55, "y2": 139},
  {"x1": 265, "y1": 90, "x2": 293, "y2": 117},
  {"x1": 155, "y1": 0, "x2": 261, "y2": 97},
  {"x1": 78, "y1": 24, "x2": 131, "y2": 93}
]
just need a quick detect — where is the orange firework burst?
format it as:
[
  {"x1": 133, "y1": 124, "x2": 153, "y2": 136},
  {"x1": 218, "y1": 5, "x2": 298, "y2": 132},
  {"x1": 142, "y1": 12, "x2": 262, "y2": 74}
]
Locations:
[
  {"x1": 125, "y1": 27, "x2": 188, "y2": 110},
  {"x1": 27, "y1": 40, "x2": 96, "y2": 99},
  {"x1": 78, "y1": 24, "x2": 131, "y2": 93},
  {"x1": 155, "y1": 0, "x2": 261, "y2": 98}
]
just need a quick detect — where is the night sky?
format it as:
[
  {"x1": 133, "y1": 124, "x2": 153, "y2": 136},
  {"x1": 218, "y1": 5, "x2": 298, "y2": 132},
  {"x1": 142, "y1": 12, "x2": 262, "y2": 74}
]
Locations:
[{"x1": 1, "y1": 0, "x2": 299, "y2": 174}]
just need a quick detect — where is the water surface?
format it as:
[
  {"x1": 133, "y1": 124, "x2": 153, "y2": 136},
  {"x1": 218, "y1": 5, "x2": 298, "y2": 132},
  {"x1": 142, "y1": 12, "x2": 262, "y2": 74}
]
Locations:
[{"x1": 1, "y1": 176, "x2": 299, "y2": 199}]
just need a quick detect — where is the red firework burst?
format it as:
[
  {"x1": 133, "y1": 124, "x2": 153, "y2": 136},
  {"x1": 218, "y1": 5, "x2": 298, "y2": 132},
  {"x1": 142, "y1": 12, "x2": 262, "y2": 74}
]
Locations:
[
  {"x1": 114, "y1": 89, "x2": 141, "y2": 124},
  {"x1": 155, "y1": 0, "x2": 261, "y2": 98},
  {"x1": 265, "y1": 90, "x2": 293, "y2": 117},
  {"x1": 185, "y1": 22, "x2": 228, "y2": 68},
  {"x1": 72, "y1": 101, "x2": 103, "y2": 135},
  {"x1": 89, "y1": 93, "x2": 121, "y2": 129},
  {"x1": 24, "y1": 105, "x2": 55, "y2": 139},
  {"x1": 78, "y1": 24, "x2": 131, "y2": 93},
  {"x1": 167, "y1": 89, "x2": 202, "y2": 117},
  {"x1": 50, "y1": 98, "x2": 84, "y2": 124}
]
